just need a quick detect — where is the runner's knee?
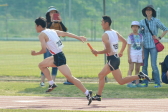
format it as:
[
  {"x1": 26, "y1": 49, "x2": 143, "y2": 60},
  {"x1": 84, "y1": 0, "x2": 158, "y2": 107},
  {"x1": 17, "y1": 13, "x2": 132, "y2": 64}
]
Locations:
[
  {"x1": 38, "y1": 63, "x2": 42, "y2": 69},
  {"x1": 98, "y1": 73, "x2": 105, "y2": 79},
  {"x1": 38, "y1": 62, "x2": 45, "y2": 70},
  {"x1": 117, "y1": 80, "x2": 124, "y2": 85}
]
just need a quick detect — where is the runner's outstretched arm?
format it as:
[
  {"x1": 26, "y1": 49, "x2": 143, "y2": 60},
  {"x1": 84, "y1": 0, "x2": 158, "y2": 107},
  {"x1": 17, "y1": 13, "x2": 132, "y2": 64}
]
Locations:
[{"x1": 56, "y1": 30, "x2": 87, "y2": 42}]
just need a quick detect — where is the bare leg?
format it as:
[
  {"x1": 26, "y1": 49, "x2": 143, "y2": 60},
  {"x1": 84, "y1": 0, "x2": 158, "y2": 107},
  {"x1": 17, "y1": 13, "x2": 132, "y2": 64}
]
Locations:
[
  {"x1": 96, "y1": 64, "x2": 140, "y2": 96},
  {"x1": 135, "y1": 63, "x2": 141, "y2": 84},
  {"x1": 112, "y1": 69, "x2": 139, "y2": 85},
  {"x1": 97, "y1": 64, "x2": 111, "y2": 95},
  {"x1": 58, "y1": 64, "x2": 87, "y2": 93},
  {"x1": 127, "y1": 62, "x2": 134, "y2": 84},
  {"x1": 38, "y1": 56, "x2": 57, "y2": 81}
]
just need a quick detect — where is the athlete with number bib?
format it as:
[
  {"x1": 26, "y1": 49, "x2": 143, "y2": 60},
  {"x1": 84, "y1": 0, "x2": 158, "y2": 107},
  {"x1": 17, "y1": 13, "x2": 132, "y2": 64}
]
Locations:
[
  {"x1": 32, "y1": 17, "x2": 92, "y2": 105},
  {"x1": 89, "y1": 16, "x2": 150, "y2": 102}
]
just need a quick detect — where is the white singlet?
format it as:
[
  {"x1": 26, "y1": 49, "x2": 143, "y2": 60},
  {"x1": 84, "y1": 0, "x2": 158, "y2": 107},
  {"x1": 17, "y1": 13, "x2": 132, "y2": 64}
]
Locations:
[
  {"x1": 41, "y1": 29, "x2": 64, "y2": 55},
  {"x1": 104, "y1": 30, "x2": 118, "y2": 56}
]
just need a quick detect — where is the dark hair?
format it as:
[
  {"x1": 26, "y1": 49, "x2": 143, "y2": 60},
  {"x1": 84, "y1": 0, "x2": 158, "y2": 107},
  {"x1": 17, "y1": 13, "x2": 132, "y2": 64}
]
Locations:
[
  {"x1": 46, "y1": 13, "x2": 51, "y2": 23},
  {"x1": 102, "y1": 16, "x2": 112, "y2": 26},
  {"x1": 35, "y1": 17, "x2": 46, "y2": 28},
  {"x1": 46, "y1": 8, "x2": 59, "y2": 23}
]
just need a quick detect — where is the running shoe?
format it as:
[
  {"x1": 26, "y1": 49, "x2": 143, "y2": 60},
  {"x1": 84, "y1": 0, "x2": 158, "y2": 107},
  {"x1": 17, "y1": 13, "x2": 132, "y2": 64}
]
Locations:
[
  {"x1": 138, "y1": 72, "x2": 151, "y2": 81},
  {"x1": 46, "y1": 83, "x2": 57, "y2": 92},
  {"x1": 86, "y1": 91, "x2": 92, "y2": 105},
  {"x1": 92, "y1": 94, "x2": 101, "y2": 101}
]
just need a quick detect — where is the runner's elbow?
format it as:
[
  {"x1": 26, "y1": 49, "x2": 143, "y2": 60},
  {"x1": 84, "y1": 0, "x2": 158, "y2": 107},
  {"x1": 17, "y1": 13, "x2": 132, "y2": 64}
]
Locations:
[
  {"x1": 41, "y1": 49, "x2": 46, "y2": 54},
  {"x1": 62, "y1": 32, "x2": 68, "y2": 37},
  {"x1": 123, "y1": 40, "x2": 127, "y2": 44},
  {"x1": 106, "y1": 49, "x2": 111, "y2": 53}
]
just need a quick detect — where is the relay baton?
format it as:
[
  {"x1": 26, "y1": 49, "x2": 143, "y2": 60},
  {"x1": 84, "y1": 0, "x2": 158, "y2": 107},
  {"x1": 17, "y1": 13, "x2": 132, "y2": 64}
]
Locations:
[{"x1": 87, "y1": 43, "x2": 97, "y2": 57}]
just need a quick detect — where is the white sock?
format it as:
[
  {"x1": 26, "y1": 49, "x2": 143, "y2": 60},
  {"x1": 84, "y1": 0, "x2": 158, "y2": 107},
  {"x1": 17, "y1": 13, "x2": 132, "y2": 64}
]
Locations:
[
  {"x1": 84, "y1": 90, "x2": 89, "y2": 96},
  {"x1": 49, "y1": 80, "x2": 54, "y2": 85}
]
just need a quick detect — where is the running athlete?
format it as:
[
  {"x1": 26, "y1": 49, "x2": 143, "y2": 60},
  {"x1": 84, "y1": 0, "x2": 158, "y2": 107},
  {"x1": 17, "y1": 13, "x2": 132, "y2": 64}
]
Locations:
[
  {"x1": 90, "y1": 16, "x2": 150, "y2": 101},
  {"x1": 32, "y1": 17, "x2": 92, "y2": 105}
]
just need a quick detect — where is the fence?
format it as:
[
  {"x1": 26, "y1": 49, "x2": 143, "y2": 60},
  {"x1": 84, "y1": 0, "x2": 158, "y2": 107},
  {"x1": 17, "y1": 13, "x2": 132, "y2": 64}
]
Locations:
[{"x1": 0, "y1": 19, "x2": 167, "y2": 41}]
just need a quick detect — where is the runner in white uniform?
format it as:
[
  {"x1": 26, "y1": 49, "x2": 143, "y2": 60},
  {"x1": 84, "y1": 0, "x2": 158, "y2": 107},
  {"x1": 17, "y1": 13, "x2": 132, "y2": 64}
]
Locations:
[
  {"x1": 42, "y1": 29, "x2": 63, "y2": 55},
  {"x1": 32, "y1": 17, "x2": 92, "y2": 105},
  {"x1": 89, "y1": 16, "x2": 150, "y2": 102},
  {"x1": 104, "y1": 30, "x2": 120, "y2": 71}
]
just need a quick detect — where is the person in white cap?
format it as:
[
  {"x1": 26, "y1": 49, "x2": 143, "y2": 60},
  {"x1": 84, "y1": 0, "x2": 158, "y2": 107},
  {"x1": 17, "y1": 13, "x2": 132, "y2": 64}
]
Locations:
[{"x1": 126, "y1": 21, "x2": 145, "y2": 88}]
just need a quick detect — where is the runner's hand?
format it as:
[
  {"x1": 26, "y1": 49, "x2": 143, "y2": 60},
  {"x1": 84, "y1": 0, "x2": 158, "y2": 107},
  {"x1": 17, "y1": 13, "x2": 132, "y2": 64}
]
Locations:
[
  {"x1": 118, "y1": 52, "x2": 123, "y2": 57},
  {"x1": 31, "y1": 50, "x2": 36, "y2": 56},
  {"x1": 78, "y1": 36, "x2": 87, "y2": 43},
  {"x1": 91, "y1": 49, "x2": 98, "y2": 55}
]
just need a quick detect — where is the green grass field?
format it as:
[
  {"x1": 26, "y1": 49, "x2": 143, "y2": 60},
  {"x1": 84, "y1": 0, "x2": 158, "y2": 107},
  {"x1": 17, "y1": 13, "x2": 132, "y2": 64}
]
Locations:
[
  {"x1": 0, "y1": 82, "x2": 168, "y2": 98},
  {"x1": 0, "y1": 40, "x2": 168, "y2": 111},
  {"x1": 0, "y1": 41, "x2": 168, "y2": 79}
]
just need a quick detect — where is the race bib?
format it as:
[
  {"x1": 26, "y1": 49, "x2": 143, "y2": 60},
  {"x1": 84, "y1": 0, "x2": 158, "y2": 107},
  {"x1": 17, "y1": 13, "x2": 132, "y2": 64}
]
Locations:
[
  {"x1": 111, "y1": 43, "x2": 118, "y2": 53},
  {"x1": 55, "y1": 39, "x2": 64, "y2": 49},
  {"x1": 113, "y1": 44, "x2": 118, "y2": 49}
]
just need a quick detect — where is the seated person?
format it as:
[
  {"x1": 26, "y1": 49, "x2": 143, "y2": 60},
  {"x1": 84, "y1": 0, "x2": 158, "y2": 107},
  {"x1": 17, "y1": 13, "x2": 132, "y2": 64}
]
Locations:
[{"x1": 161, "y1": 55, "x2": 168, "y2": 84}]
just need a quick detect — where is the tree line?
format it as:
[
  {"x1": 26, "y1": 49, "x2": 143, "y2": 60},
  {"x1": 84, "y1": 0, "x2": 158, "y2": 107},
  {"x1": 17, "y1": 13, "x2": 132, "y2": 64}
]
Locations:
[{"x1": 0, "y1": 0, "x2": 168, "y2": 21}]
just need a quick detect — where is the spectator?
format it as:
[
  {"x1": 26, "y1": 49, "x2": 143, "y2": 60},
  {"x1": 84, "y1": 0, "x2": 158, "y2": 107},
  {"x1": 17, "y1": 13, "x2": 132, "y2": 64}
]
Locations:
[
  {"x1": 161, "y1": 55, "x2": 168, "y2": 84},
  {"x1": 139, "y1": 5, "x2": 168, "y2": 88},
  {"x1": 127, "y1": 21, "x2": 145, "y2": 88},
  {"x1": 45, "y1": 6, "x2": 65, "y2": 31},
  {"x1": 40, "y1": 6, "x2": 73, "y2": 86}
]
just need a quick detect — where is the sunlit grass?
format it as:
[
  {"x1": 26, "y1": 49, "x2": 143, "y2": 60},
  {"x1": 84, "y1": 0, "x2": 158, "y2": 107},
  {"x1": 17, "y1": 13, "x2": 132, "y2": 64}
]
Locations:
[
  {"x1": 0, "y1": 41, "x2": 167, "y2": 78},
  {"x1": 0, "y1": 81, "x2": 168, "y2": 98}
]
